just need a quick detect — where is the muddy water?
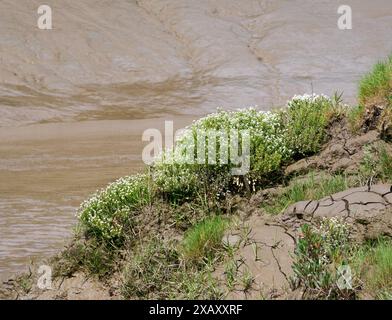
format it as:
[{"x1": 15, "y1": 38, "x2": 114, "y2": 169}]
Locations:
[{"x1": 1, "y1": 0, "x2": 392, "y2": 277}]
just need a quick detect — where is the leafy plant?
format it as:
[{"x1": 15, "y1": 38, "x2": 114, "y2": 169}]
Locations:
[
  {"x1": 121, "y1": 237, "x2": 180, "y2": 299},
  {"x1": 78, "y1": 174, "x2": 152, "y2": 244},
  {"x1": 153, "y1": 96, "x2": 340, "y2": 201},
  {"x1": 181, "y1": 215, "x2": 229, "y2": 263},
  {"x1": 263, "y1": 173, "x2": 352, "y2": 214},
  {"x1": 153, "y1": 108, "x2": 292, "y2": 200},
  {"x1": 52, "y1": 236, "x2": 118, "y2": 278},
  {"x1": 359, "y1": 144, "x2": 392, "y2": 184},
  {"x1": 283, "y1": 93, "x2": 339, "y2": 156},
  {"x1": 351, "y1": 237, "x2": 392, "y2": 299},
  {"x1": 121, "y1": 236, "x2": 223, "y2": 299},
  {"x1": 359, "y1": 54, "x2": 392, "y2": 107},
  {"x1": 291, "y1": 218, "x2": 355, "y2": 299}
]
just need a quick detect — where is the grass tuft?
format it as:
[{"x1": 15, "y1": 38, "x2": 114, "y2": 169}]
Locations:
[
  {"x1": 359, "y1": 144, "x2": 392, "y2": 184},
  {"x1": 283, "y1": 93, "x2": 342, "y2": 157},
  {"x1": 52, "y1": 237, "x2": 117, "y2": 279},
  {"x1": 262, "y1": 173, "x2": 352, "y2": 215},
  {"x1": 351, "y1": 237, "x2": 392, "y2": 299},
  {"x1": 121, "y1": 236, "x2": 223, "y2": 299},
  {"x1": 181, "y1": 215, "x2": 229, "y2": 263},
  {"x1": 359, "y1": 55, "x2": 392, "y2": 107}
]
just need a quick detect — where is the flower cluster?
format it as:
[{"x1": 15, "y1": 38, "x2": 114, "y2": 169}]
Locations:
[
  {"x1": 292, "y1": 218, "x2": 352, "y2": 298},
  {"x1": 284, "y1": 93, "x2": 337, "y2": 156},
  {"x1": 287, "y1": 93, "x2": 331, "y2": 108},
  {"x1": 152, "y1": 96, "x2": 340, "y2": 198},
  {"x1": 153, "y1": 107, "x2": 293, "y2": 190},
  {"x1": 78, "y1": 174, "x2": 151, "y2": 242},
  {"x1": 152, "y1": 162, "x2": 199, "y2": 201},
  {"x1": 77, "y1": 92, "x2": 342, "y2": 246},
  {"x1": 316, "y1": 217, "x2": 350, "y2": 260}
]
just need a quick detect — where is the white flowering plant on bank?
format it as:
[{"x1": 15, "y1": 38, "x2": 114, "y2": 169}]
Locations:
[
  {"x1": 152, "y1": 95, "x2": 342, "y2": 199},
  {"x1": 78, "y1": 174, "x2": 152, "y2": 243},
  {"x1": 78, "y1": 93, "x2": 343, "y2": 242},
  {"x1": 152, "y1": 107, "x2": 293, "y2": 200},
  {"x1": 152, "y1": 162, "x2": 201, "y2": 202},
  {"x1": 283, "y1": 93, "x2": 342, "y2": 156}
]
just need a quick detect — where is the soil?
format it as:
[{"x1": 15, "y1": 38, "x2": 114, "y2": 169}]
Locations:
[{"x1": 285, "y1": 118, "x2": 385, "y2": 176}]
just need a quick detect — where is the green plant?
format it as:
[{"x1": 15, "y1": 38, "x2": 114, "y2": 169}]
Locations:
[
  {"x1": 121, "y1": 237, "x2": 223, "y2": 299},
  {"x1": 181, "y1": 215, "x2": 229, "y2": 263},
  {"x1": 359, "y1": 54, "x2": 392, "y2": 107},
  {"x1": 347, "y1": 55, "x2": 392, "y2": 133},
  {"x1": 240, "y1": 268, "x2": 254, "y2": 292},
  {"x1": 351, "y1": 237, "x2": 392, "y2": 299},
  {"x1": 15, "y1": 272, "x2": 33, "y2": 294},
  {"x1": 153, "y1": 97, "x2": 341, "y2": 202},
  {"x1": 121, "y1": 237, "x2": 180, "y2": 299},
  {"x1": 78, "y1": 174, "x2": 152, "y2": 244},
  {"x1": 348, "y1": 105, "x2": 365, "y2": 132},
  {"x1": 176, "y1": 266, "x2": 223, "y2": 300},
  {"x1": 52, "y1": 237, "x2": 117, "y2": 278},
  {"x1": 153, "y1": 108, "x2": 292, "y2": 200},
  {"x1": 224, "y1": 260, "x2": 238, "y2": 291},
  {"x1": 283, "y1": 93, "x2": 339, "y2": 156},
  {"x1": 152, "y1": 162, "x2": 201, "y2": 203},
  {"x1": 263, "y1": 173, "x2": 352, "y2": 214},
  {"x1": 359, "y1": 144, "x2": 392, "y2": 184},
  {"x1": 291, "y1": 218, "x2": 355, "y2": 299}
]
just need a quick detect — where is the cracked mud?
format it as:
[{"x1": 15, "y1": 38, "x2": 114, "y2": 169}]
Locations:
[{"x1": 217, "y1": 184, "x2": 392, "y2": 299}]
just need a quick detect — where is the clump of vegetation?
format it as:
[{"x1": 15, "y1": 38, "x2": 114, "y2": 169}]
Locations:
[
  {"x1": 283, "y1": 93, "x2": 343, "y2": 156},
  {"x1": 291, "y1": 218, "x2": 355, "y2": 299},
  {"x1": 52, "y1": 237, "x2": 118, "y2": 279},
  {"x1": 349, "y1": 55, "x2": 392, "y2": 132},
  {"x1": 12, "y1": 272, "x2": 34, "y2": 296},
  {"x1": 263, "y1": 173, "x2": 353, "y2": 214},
  {"x1": 121, "y1": 236, "x2": 223, "y2": 299},
  {"x1": 348, "y1": 105, "x2": 365, "y2": 133},
  {"x1": 153, "y1": 108, "x2": 292, "y2": 201},
  {"x1": 359, "y1": 54, "x2": 392, "y2": 107},
  {"x1": 292, "y1": 218, "x2": 392, "y2": 300},
  {"x1": 181, "y1": 215, "x2": 229, "y2": 263},
  {"x1": 359, "y1": 143, "x2": 392, "y2": 184},
  {"x1": 78, "y1": 174, "x2": 152, "y2": 244},
  {"x1": 76, "y1": 93, "x2": 341, "y2": 250},
  {"x1": 152, "y1": 163, "x2": 201, "y2": 203},
  {"x1": 121, "y1": 237, "x2": 179, "y2": 299},
  {"x1": 57, "y1": 93, "x2": 342, "y2": 291},
  {"x1": 351, "y1": 237, "x2": 392, "y2": 299},
  {"x1": 153, "y1": 95, "x2": 341, "y2": 201}
]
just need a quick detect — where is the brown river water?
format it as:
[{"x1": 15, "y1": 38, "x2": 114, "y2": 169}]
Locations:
[{"x1": 1, "y1": 0, "x2": 392, "y2": 278}]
